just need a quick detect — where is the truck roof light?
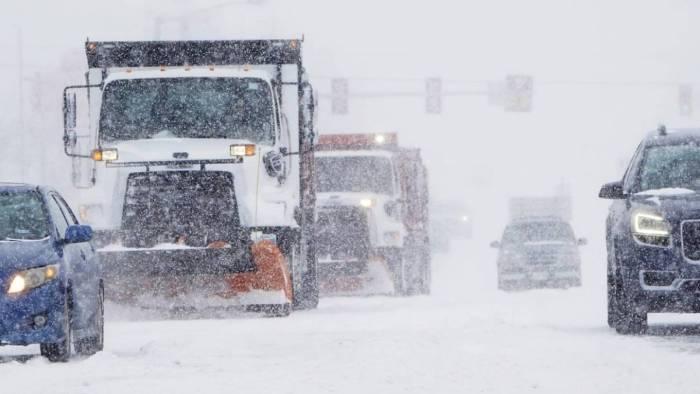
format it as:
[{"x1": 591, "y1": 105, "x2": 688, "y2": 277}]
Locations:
[
  {"x1": 230, "y1": 144, "x2": 256, "y2": 157},
  {"x1": 316, "y1": 133, "x2": 399, "y2": 151}
]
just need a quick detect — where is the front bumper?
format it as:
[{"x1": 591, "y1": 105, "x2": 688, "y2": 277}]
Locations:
[
  {"x1": 618, "y1": 236, "x2": 700, "y2": 312},
  {"x1": 0, "y1": 280, "x2": 66, "y2": 346}
]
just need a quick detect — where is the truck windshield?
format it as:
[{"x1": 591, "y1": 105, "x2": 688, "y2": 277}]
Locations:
[
  {"x1": 502, "y1": 221, "x2": 574, "y2": 245},
  {"x1": 316, "y1": 156, "x2": 394, "y2": 195},
  {"x1": 100, "y1": 77, "x2": 275, "y2": 144},
  {"x1": 0, "y1": 191, "x2": 50, "y2": 241},
  {"x1": 638, "y1": 144, "x2": 700, "y2": 192}
]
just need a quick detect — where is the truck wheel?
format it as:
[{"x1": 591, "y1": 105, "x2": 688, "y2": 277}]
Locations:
[
  {"x1": 75, "y1": 285, "x2": 105, "y2": 356},
  {"x1": 614, "y1": 276, "x2": 647, "y2": 335},
  {"x1": 292, "y1": 241, "x2": 319, "y2": 310},
  {"x1": 41, "y1": 291, "x2": 73, "y2": 362},
  {"x1": 386, "y1": 250, "x2": 407, "y2": 296}
]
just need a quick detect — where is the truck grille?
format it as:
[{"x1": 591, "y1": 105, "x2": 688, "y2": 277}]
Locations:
[
  {"x1": 682, "y1": 220, "x2": 700, "y2": 261},
  {"x1": 122, "y1": 171, "x2": 240, "y2": 248},
  {"x1": 315, "y1": 206, "x2": 370, "y2": 263}
]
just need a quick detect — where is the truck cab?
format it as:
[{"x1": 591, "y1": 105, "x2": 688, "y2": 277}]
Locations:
[{"x1": 314, "y1": 133, "x2": 430, "y2": 295}]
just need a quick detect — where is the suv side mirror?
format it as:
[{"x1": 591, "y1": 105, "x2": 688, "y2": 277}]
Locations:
[
  {"x1": 599, "y1": 181, "x2": 625, "y2": 200},
  {"x1": 577, "y1": 238, "x2": 588, "y2": 246},
  {"x1": 490, "y1": 241, "x2": 501, "y2": 249},
  {"x1": 64, "y1": 225, "x2": 93, "y2": 244}
]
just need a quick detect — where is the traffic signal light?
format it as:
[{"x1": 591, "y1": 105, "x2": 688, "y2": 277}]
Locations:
[
  {"x1": 679, "y1": 84, "x2": 692, "y2": 117},
  {"x1": 331, "y1": 78, "x2": 349, "y2": 115},
  {"x1": 505, "y1": 75, "x2": 533, "y2": 112},
  {"x1": 425, "y1": 78, "x2": 442, "y2": 114}
]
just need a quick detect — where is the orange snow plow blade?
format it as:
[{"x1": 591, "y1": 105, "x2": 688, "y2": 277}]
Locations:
[{"x1": 222, "y1": 240, "x2": 293, "y2": 307}]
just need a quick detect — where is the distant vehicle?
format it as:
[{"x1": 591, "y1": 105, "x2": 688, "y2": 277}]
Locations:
[
  {"x1": 491, "y1": 196, "x2": 585, "y2": 290},
  {"x1": 314, "y1": 133, "x2": 431, "y2": 295},
  {"x1": 600, "y1": 126, "x2": 700, "y2": 334},
  {"x1": 430, "y1": 201, "x2": 472, "y2": 252},
  {"x1": 60, "y1": 40, "x2": 319, "y2": 315},
  {"x1": 0, "y1": 184, "x2": 103, "y2": 362}
]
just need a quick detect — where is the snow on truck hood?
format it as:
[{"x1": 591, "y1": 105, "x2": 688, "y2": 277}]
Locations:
[{"x1": 102, "y1": 138, "x2": 259, "y2": 162}]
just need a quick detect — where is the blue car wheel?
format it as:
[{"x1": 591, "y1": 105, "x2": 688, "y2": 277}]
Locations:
[
  {"x1": 40, "y1": 291, "x2": 72, "y2": 362},
  {"x1": 75, "y1": 285, "x2": 104, "y2": 356}
]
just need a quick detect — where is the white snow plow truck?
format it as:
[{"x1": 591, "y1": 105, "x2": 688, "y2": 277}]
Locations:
[
  {"x1": 61, "y1": 40, "x2": 319, "y2": 315},
  {"x1": 314, "y1": 133, "x2": 431, "y2": 296}
]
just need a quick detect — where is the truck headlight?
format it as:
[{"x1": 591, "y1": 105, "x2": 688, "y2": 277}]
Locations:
[
  {"x1": 230, "y1": 144, "x2": 256, "y2": 157},
  {"x1": 632, "y1": 211, "x2": 671, "y2": 246},
  {"x1": 7, "y1": 265, "x2": 60, "y2": 295},
  {"x1": 91, "y1": 148, "x2": 118, "y2": 161},
  {"x1": 360, "y1": 198, "x2": 374, "y2": 208}
]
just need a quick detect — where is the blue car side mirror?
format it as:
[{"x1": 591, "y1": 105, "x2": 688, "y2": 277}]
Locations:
[{"x1": 64, "y1": 225, "x2": 93, "y2": 244}]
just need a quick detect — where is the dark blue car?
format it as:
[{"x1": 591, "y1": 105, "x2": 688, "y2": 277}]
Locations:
[
  {"x1": 600, "y1": 127, "x2": 700, "y2": 334},
  {"x1": 0, "y1": 184, "x2": 103, "y2": 361}
]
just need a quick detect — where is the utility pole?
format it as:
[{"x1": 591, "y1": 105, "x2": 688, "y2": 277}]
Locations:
[{"x1": 17, "y1": 27, "x2": 25, "y2": 181}]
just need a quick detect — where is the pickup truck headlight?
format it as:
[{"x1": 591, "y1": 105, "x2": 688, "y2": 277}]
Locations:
[
  {"x1": 7, "y1": 265, "x2": 60, "y2": 295},
  {"x1": 632, "y1": 212, "x2": 671, "y2": 246}
]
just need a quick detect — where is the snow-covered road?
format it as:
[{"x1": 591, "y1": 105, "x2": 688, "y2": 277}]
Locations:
[{"x1": 3, "y1": 241, "x2": 700, "y2": 394}]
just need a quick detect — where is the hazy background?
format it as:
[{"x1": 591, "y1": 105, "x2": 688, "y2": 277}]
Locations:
[{"x1": 1, "y1": 0, "x2": 699, "y2": 250}]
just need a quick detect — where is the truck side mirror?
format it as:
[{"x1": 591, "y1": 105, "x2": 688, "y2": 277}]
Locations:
[
  {"x1": 63, "y1": 92, "x2": 77, "y2": 152},
  {"x1": 599, "y1": 181, "x2": 625, "y2": 200},
  {"x1": 490, "y1": 241, "x2": 501, "y2": 249},
  {"x1": 577, "y1": 238, "x2": 588, "y2": 246}
]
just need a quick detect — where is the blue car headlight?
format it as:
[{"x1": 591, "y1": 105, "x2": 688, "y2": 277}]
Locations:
[{"x1": 7, "y1": 265, "x2": 60, "y2": 295}]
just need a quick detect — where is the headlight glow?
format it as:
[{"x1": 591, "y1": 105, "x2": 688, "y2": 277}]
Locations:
[
  {"x1": 632, "y1": 212, "x2": 670, "y2": 237},
  {"x1": 230, "y1": 144, "x2": 256, "y2": 157},
  {"x1": 7, "y1": 265, "x2": 60, "y2": 295},
  {"x1": 360, "y1": 198, "x2": 374, "y2": 208}
]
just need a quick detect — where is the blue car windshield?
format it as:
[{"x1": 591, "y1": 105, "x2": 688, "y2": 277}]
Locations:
[
  {"x1": 639, "y1": 144, "x2": 700, "y2": 192},
  {"x1": 0, "y1": 191, "x2": 50, "y2": 241}
]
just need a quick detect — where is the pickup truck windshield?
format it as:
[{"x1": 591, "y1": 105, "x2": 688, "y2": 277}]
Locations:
[
  {"x1": 638, "y1": 144, "x2": 700, "y2": 192},
  {"x1": 316, "y1": 156, "x2": 394, "y2": 195},
  {"x1": 100, "y1": 77, "x2": 275, "y2": 144},
  {"x1": 502, "y1": 221, "x2": 575, "y2": 245},
  {"x1": 0, "y1": 191, "x2": 50, "y2": 241}
]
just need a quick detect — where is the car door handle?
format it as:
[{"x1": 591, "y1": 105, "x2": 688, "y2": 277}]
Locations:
[{"x1": 80, "y1": 250, "x2": 87, "y2": 260}]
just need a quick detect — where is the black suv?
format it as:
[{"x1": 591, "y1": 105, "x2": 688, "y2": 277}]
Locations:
[{"x1": 600, "y1": 127, "x2": 700, "y2": 334}]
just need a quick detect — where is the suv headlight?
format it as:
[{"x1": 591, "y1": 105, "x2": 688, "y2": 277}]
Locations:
[
  {"x1": 7, "y1": 265, "x2": 60, "y2": 295},
  {"x1": 632, "y1": 211, "x2": 671, "y2": 246}
]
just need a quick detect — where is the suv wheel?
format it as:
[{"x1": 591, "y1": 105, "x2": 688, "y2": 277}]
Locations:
[
  {"x1": 607, "y1": 273, "x2": 619, "y2": 328},
  {"x1": 614, "y1": 275, "x2": 647, "y2": 335}
]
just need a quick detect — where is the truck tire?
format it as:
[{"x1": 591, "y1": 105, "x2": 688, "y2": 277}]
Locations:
[
  {"x1": 385, "y1": 250, "x2": 408, "y2": 296},
  {"x1": 614, "y1": 275, "x2": 647, "y2": 335},
  {"x1": 292, "y1": 239, "x2": 319, "y2": 310}
]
